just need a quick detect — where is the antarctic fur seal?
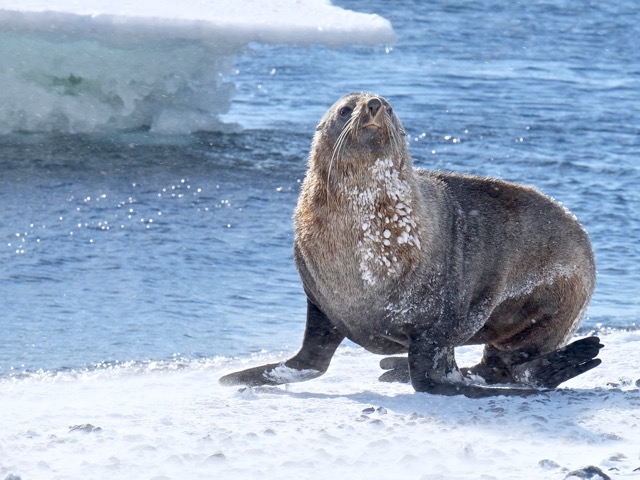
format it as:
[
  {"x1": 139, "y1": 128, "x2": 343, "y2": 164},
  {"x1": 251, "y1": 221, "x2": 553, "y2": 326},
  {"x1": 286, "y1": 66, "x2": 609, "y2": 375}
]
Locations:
[{"x1": 220, "y1": 92, "x2": 602, "y2": 397}]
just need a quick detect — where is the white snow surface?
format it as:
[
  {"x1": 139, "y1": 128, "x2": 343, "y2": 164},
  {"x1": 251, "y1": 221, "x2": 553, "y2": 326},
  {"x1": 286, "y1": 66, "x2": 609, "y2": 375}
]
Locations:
[
  {"x1": 2, "y1": 330, "x2": 640, "y2": 479},
  {"x1": 0, "y1": 0, "x2": 395, "y2": 134}
]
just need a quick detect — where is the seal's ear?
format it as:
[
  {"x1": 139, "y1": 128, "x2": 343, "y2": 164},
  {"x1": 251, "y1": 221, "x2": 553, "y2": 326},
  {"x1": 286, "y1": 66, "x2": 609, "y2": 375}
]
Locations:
[{"x1": 316, "y1": 120, "x2": 326, "y2": 131}]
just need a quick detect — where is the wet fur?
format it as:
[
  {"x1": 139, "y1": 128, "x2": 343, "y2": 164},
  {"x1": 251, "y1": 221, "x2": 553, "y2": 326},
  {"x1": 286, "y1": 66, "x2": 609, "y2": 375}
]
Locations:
[{"x1": 220, "y1": 92, "x2": 602, "y2": 397}]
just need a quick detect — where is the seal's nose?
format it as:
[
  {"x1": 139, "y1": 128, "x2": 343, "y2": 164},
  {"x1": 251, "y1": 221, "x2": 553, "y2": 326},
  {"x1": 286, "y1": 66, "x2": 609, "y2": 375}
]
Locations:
[{"x1": 367, "y1": 98, "x2": 382, "y2": 118}]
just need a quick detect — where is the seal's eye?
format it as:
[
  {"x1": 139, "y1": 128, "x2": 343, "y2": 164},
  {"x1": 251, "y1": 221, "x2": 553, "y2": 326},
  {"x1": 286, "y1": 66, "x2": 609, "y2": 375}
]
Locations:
[{"x1": 338, "y1": 106, "x2": 352, "y2": 118}]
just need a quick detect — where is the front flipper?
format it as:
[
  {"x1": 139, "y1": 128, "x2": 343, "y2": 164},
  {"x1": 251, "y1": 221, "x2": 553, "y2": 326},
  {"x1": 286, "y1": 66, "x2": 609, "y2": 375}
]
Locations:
[
  {"x1": 379, "y1": 356, "x2": 544, "y2": 397},
  {"x1": 379, "y1": 333, "x2": 465, "y2": 389},
  {"x1": 404, "y1": 331, "x2": 544, "y2": 398},
  {"x1": 378, "y1": 356, "x2": 410, "y2": 383},
  {"x1": 219, "y1": 300, "x2": 344, "y2": 387},
  {"x1": 219, "y1": 361, "x2": 324, "y2": 387},
  {"x1": 407, "y1": 332, "x2": 465, "y2": 393}
]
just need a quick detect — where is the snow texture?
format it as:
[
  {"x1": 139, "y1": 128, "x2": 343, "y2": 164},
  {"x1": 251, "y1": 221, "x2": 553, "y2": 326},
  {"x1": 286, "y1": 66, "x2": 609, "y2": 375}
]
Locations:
[
  {"x1": 0, "y1": 0, "x2": 395, "y2": 134},
  {"x1": 2, "y1": 330, "x2": 639, "y2": 479}
]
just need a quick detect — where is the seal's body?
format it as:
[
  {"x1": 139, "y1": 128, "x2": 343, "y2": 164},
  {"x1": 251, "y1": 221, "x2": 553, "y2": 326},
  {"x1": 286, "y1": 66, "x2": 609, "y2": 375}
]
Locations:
[{"x1": 220, "y1": 92, "x2": 602, "y2": 397}]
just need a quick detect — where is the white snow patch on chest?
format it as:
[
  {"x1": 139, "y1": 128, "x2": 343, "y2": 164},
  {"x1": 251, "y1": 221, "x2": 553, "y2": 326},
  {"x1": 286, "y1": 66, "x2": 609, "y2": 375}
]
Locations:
[{"x1": 348, "y1": 158, "x2": 421, "y2": 285}]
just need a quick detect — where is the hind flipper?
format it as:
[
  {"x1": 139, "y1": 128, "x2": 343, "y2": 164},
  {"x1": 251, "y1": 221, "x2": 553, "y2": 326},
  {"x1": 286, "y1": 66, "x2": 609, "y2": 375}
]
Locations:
[{"x1": 511, "y1": 336, "x2": 604, "y2": 388}]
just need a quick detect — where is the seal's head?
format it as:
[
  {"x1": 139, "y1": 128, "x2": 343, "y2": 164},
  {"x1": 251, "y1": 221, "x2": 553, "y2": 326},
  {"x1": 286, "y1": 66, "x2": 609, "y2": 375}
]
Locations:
[{"x1": 310, "y1": 92, "x2": 409, "y2": 190}]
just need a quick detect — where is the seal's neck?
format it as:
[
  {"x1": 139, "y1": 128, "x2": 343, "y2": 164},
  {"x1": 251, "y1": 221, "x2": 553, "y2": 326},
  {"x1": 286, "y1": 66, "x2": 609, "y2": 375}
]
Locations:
[{"x1": 295, "y1": 154, "x2": 425, "y2": 291}]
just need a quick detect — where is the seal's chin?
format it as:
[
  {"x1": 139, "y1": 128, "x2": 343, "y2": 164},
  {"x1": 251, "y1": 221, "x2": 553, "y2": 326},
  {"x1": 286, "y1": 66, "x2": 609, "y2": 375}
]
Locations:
[{"x1": 358, "y1": 124, "x2": 386, "y2": 145}]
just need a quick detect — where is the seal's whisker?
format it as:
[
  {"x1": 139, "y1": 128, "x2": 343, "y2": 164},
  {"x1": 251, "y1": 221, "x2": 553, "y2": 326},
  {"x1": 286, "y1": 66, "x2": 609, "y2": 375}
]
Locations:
[
  {"x1": 387, "y1": 119, "x2": 405, "y2": 165},
  {"x1": 327, "y1": 113, "x2": 357, "y2": 198},
  {"x1": 328, "y1": 130, "x2": 346, "y2": 192}
]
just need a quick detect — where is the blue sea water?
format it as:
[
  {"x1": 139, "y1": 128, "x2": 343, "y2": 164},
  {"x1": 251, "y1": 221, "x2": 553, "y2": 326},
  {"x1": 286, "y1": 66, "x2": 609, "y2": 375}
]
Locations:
[{"x1": 1, "y1": 0, "x2": 639, "y2": 375}]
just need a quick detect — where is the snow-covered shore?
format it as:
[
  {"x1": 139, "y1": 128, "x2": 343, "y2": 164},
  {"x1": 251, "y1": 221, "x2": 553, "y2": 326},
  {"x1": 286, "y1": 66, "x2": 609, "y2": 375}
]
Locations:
[{"x1": 2, "y1": 330, "x2": 639, "y2": 479}]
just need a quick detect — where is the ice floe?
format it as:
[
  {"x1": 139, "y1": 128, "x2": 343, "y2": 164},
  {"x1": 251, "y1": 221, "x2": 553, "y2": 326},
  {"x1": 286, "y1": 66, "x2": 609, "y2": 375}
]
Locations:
[{"x1": 0, "y1": 0, "x2": 395, "y2": 134}]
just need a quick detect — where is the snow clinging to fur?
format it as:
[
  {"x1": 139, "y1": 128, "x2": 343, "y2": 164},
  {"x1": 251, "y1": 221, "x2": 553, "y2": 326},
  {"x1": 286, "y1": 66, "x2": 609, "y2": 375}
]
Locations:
[{"x1": 349, "y1": 157, "x2": 420, "y2": 285}]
